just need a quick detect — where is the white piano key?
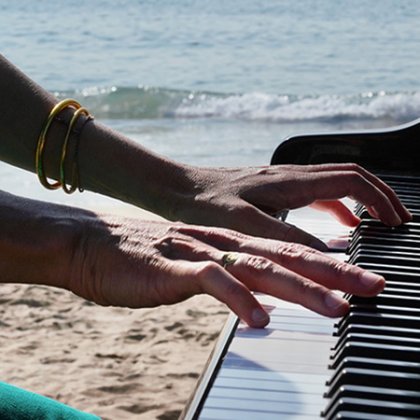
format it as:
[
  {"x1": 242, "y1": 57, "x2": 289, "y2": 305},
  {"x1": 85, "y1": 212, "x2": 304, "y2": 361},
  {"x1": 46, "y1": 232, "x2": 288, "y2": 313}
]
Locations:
[
  {"x1": 208, "y1": 386, "x2": 325, "y2": 404},
  {"x1": 201, "y1": 395, "x2": 324, "y2": 416},
  {"x1": 217, "y1": 368, "x2": 328, "y2": 386},
  {"x1": 226, "y1": 337, "x2": 332, "y2": 367},
  {"x1": 268, "y1": 312, "x2": 336, "y2": 323},
  {"x1": 236, "y1": 323, "x2": 335, "y2": 336},
  {"x1": 211, "y1": 377, "x2": 325, "y2": 395},
  {"x1": 200, "y1": 407, "x2": 315, "y2": 420},
  {"x1": 222, "y1": 358, "x2": 330, "y2": 374},
  {"x1": 222, "y1": 358, "x2": 329, "y2": 374}
]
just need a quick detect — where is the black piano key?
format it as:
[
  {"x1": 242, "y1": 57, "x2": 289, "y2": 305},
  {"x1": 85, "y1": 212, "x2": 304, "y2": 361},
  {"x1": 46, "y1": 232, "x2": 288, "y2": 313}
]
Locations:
[
  {"x1": 330, "y1": 356, "x2": 420, "y2": 375},
  {"x1": 334, "y1": 323, "x2": 420, "y2": 340},
  {"x1": 381, "y1": 286, "x2": 420, "y2": 296},
  {"x1": 353, "y1": 261, "x2": 420, "y2": 274},
  {"x1": 387, "y1": 185, "x2": 420, "y2": 194},
  {"x1": 326, "y1": 361, "x2": 420, "y2": 394},
  {"x1": 347, "y1": 303, "x2": 420, "y2": 317},
  {"x1": 325, "y1": 368, "x2": 420, "y2": 397},
  {"x1": 356, "y1": 207, "x2": 420, "y2": 220},
  {"x1": 332, "y1": 333, "x2": 420, "y2": 356},
  {"x1": 336, "y1": 311, "x2": 420, "y2": 335},
  {"x1": 348, "y1": 240, "x2": 419, "y2": 257},
  {"x1": 356, "y1": 264, "x2": 420, "y2": 282},
  {"x1": 351, "y1": 252, "x2": 420, "y2": 268},
  {"x1": 392, "y1": 195, "x2": 420, "y2": 205},
  {"x1": 330, "y1": 341, "x2": 420, "y2": 368},
  {"x1": 325, "y1": 384, "x2": 420, "y2": 405},
  {"x1": 322, "y1": 396, "x2": 420, "y2": 419},
  {"x1": 349, "y1": 244, "x2": 420, "y2": 260},
  {"x1": 379, "y1": 174, "x2": 420, "y2": 183},
  {"x1": 349, "y1": 293, "x2": 420, "y2": 309},
  {"x1": 330, "y1": 340, "x2": 420, "y2": 369},
  {"x1": 331, "y1": 411, "x2": 415, "y2": 419},
  {"x1": 349, "y1": 236, "x2": 420, "y2": 253}
]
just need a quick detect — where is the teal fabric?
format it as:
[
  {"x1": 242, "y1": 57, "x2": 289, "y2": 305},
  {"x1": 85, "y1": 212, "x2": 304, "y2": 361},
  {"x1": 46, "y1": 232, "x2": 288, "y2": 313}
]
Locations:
[{"x1": 0, "y1": 382, "x2": 100, "y2": 420}]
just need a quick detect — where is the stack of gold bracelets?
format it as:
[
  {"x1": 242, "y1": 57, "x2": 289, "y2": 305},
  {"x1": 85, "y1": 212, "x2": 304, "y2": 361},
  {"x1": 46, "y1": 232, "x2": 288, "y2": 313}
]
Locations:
[{"x1": 35, "y1": 99, "x2": 93, "y2": 194}]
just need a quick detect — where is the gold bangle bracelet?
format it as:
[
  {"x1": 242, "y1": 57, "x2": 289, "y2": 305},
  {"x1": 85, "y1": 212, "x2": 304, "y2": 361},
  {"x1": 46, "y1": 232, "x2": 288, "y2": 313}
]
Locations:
[
  {"x1": 35, "y1": 99, "x2": 81, "y2": 190},
  {"x1": 60, "y1": 107, "x2": 91, "y2": 194}
]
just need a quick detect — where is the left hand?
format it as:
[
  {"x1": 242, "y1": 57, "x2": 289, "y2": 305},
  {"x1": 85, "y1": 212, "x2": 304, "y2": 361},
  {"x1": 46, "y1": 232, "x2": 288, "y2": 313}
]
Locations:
[
  {"x1": 173, "y1": 163, "x2": 411, "y2": 249},
  {"x1": 69, "y1": 216, "x2": 386, "y2": 328}
]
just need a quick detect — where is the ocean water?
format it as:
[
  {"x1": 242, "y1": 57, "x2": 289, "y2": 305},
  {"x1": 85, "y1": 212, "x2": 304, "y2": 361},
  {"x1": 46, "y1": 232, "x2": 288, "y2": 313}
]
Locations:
[{"x1": 1, "y1": 0, "x2": 420, "y2": 209}]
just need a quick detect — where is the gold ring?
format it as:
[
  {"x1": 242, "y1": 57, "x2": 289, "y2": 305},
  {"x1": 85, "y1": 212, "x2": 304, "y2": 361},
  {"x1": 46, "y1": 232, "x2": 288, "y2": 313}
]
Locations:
[{"x1": 222, "y1": 252, "x2": 239, "y2": 268}]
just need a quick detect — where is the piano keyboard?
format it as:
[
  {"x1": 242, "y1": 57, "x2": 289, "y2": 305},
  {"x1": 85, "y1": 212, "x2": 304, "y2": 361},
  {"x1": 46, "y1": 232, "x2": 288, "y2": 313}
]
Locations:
[
  {"x1": 182, "y1": 175, "x2": 420, "y2": 420},
  {"x1": 323, "y1": 175, "x2": 420, "y2": 419}
]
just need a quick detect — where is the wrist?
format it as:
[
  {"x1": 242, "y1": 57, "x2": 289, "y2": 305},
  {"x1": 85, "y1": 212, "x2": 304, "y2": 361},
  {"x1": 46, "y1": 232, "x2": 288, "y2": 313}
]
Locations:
[
  {"x1": 0, "y1": 192, "x2": 84, "y2": 290},
  {"x1": 77, "y1": 120, "x2": 197, "y2": 219}
]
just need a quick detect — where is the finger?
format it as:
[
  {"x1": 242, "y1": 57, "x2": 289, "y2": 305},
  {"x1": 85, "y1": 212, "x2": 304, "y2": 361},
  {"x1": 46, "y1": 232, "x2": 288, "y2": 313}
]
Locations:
[
  {"x1": 310, "y1": 200, "x2": 361, "y2": 227},
  {"x1": 179, "y1": 201, "x2": 328, "y2": 249},
  {"x1": 302, "y1": 170, "x2": 403, "y2": 226},
  {"x1": 147, "y1": 258, "x2": 269, "y2": 327},
  {"x1": 273, "y1": 243, "x2": 385, "y2": 296},
  {"x1": 227, "y1": 203, "x2": 328, "y2": 250},
  {"x1": 241, "y1": 168, "x2": 403, "y2": 226},
  {"x1": 164, "y1": 224, "x2": 385, "y2": 298},
  {"x1": 298, "y1": 163, "x2": 412, "y2": 222},
  {"x1": 155, "y1": 236, "x2": 343, "y2": 319},
  {"x1": 181, "y1": 260, "x2": 270, "y2": 328},
  {"x1": 212, "y1": 239, "x2": 385, "y2": 297},
  {"x1": 166, "y1": 218, "x2": 328, "y2": 258},
  {"x1": 224, "y1": 253, "x2": 349, "y2": 318}
]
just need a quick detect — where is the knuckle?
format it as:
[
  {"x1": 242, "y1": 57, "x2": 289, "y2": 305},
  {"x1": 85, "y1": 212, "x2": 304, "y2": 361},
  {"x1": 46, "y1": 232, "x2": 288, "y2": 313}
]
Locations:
[
  {"x1": 255, "y1": 167, "x2": 271, "y2": 176},
  {"x1": 346, "y1": 171, "x2": 364, "y2": 186},
  {"x1": 329, "y1": 259, "x2": 353, "y2": 279},
  {"x1": 195, "y1": 261, "x2": 222, "y2": 279},
  {"x1": 344, "y1": 163, "x2": 362, "y2": 173},
  {"x1": 235, "y1": 204, "x2": 258, "y2": 219},
  {"x1": 243, "y1": 255, "x2": 272, "y2": 273},
  {"x1": 153, "y1": 234, "x2": 177, "y2": 256},
  {"x1": 296, "y1": 279, "x2": 318, "y2": 300},
  {"x1": 277, "y1": 242, "x2": 310, "y2": 265}
]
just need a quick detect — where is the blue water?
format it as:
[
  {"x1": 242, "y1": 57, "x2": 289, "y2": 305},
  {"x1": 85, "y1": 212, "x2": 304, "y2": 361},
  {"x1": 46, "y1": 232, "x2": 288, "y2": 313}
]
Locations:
[{"x1": 1, "y1": 0, "x2": 420, "y2": 208}]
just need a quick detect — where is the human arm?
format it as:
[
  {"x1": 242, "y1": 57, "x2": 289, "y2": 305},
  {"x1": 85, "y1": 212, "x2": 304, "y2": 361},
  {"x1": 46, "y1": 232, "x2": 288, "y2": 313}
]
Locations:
[
  {"x1": 0, "y1": 54, "x2": 411, "y2": 249},
  {"x1": 0, "y1": 190, "x2": 385, "y2": 328}
]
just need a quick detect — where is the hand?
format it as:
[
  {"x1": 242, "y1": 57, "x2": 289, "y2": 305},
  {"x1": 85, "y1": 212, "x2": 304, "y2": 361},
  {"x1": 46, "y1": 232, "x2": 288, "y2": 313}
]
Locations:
[
  {"x1": 174, "y1": 163, "x2": 412, "y2": 248},
  {"x1": 69, "y1": 216, "x2": 385, "y2": 328}
]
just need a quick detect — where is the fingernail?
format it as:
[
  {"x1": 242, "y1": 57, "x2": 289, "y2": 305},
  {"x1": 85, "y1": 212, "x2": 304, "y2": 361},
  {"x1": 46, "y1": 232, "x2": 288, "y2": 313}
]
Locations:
[
  {"x1": 360, "y1": 271, "x2": 385, "y2": 290},
  {"x1": 252, "y1": 308, "x2": 269, "y2": 326},
  {"x1": 395, "y1": 215, "x2": 403, "y2": 225},
  {"x1": 403, "y1": 209, "x2": 413, "y2": 222},
  {"x1": 325, "y1": 292, "x2": 346, "y2": 310}
]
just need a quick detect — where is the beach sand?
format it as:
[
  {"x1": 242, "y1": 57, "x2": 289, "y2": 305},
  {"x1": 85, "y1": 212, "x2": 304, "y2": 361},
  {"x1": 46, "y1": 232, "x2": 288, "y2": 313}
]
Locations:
[{"x1": 0, "y1": 205, "x2": 229, "y2": 419}]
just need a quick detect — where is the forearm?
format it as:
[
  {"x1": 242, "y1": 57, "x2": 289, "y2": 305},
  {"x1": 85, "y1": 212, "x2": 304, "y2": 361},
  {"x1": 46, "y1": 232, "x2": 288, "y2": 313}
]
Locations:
[
  {"x1": 0, "y1": 190, "x2": 81, "y2": 289},
  {"x1": 77, "y1": 121, "x2": 194, "y2": 217},
  {"x1": 0, "y1": 54, "x2": 193, "y2": 218}
]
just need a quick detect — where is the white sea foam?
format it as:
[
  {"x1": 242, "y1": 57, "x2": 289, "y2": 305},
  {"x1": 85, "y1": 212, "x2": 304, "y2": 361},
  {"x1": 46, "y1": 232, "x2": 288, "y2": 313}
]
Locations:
[
  {"x1": 175, "y1": 91, "x2": 420, "y2": 123},
  {"x1": 63, "y1": 86, "x2": 420, "y2": 123}
]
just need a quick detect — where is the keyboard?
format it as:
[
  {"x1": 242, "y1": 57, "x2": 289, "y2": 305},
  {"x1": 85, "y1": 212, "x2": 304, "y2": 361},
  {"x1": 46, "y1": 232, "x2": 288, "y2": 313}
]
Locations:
[{"x1": 181, "y1": 119, "x2": 420, "y2": 420}]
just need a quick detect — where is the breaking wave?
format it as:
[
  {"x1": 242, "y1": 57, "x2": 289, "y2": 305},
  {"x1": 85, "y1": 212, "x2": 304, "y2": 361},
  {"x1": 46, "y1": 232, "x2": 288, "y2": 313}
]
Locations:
[{"x1": 58, "y1": 86, "x2": 420, "y2": 123}]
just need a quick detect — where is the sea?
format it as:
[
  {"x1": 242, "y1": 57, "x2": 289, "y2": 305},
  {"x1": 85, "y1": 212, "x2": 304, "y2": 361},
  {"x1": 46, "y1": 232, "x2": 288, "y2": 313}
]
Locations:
[{"x1": 1, "y1": 0, "x2": 420, "y2": 210}]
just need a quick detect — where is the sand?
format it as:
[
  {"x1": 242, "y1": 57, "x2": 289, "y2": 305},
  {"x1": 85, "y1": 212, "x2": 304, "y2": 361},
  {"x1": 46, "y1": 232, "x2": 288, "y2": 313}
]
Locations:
[{"x1": 0, "y1": 205, "x2": 229, "y2": 420}]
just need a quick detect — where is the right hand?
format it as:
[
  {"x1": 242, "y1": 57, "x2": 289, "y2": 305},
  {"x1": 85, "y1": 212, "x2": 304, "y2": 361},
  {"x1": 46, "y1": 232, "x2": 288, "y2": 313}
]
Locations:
[{"x1": 170, "y1": 163, "x2": 411, "y2": 249}]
